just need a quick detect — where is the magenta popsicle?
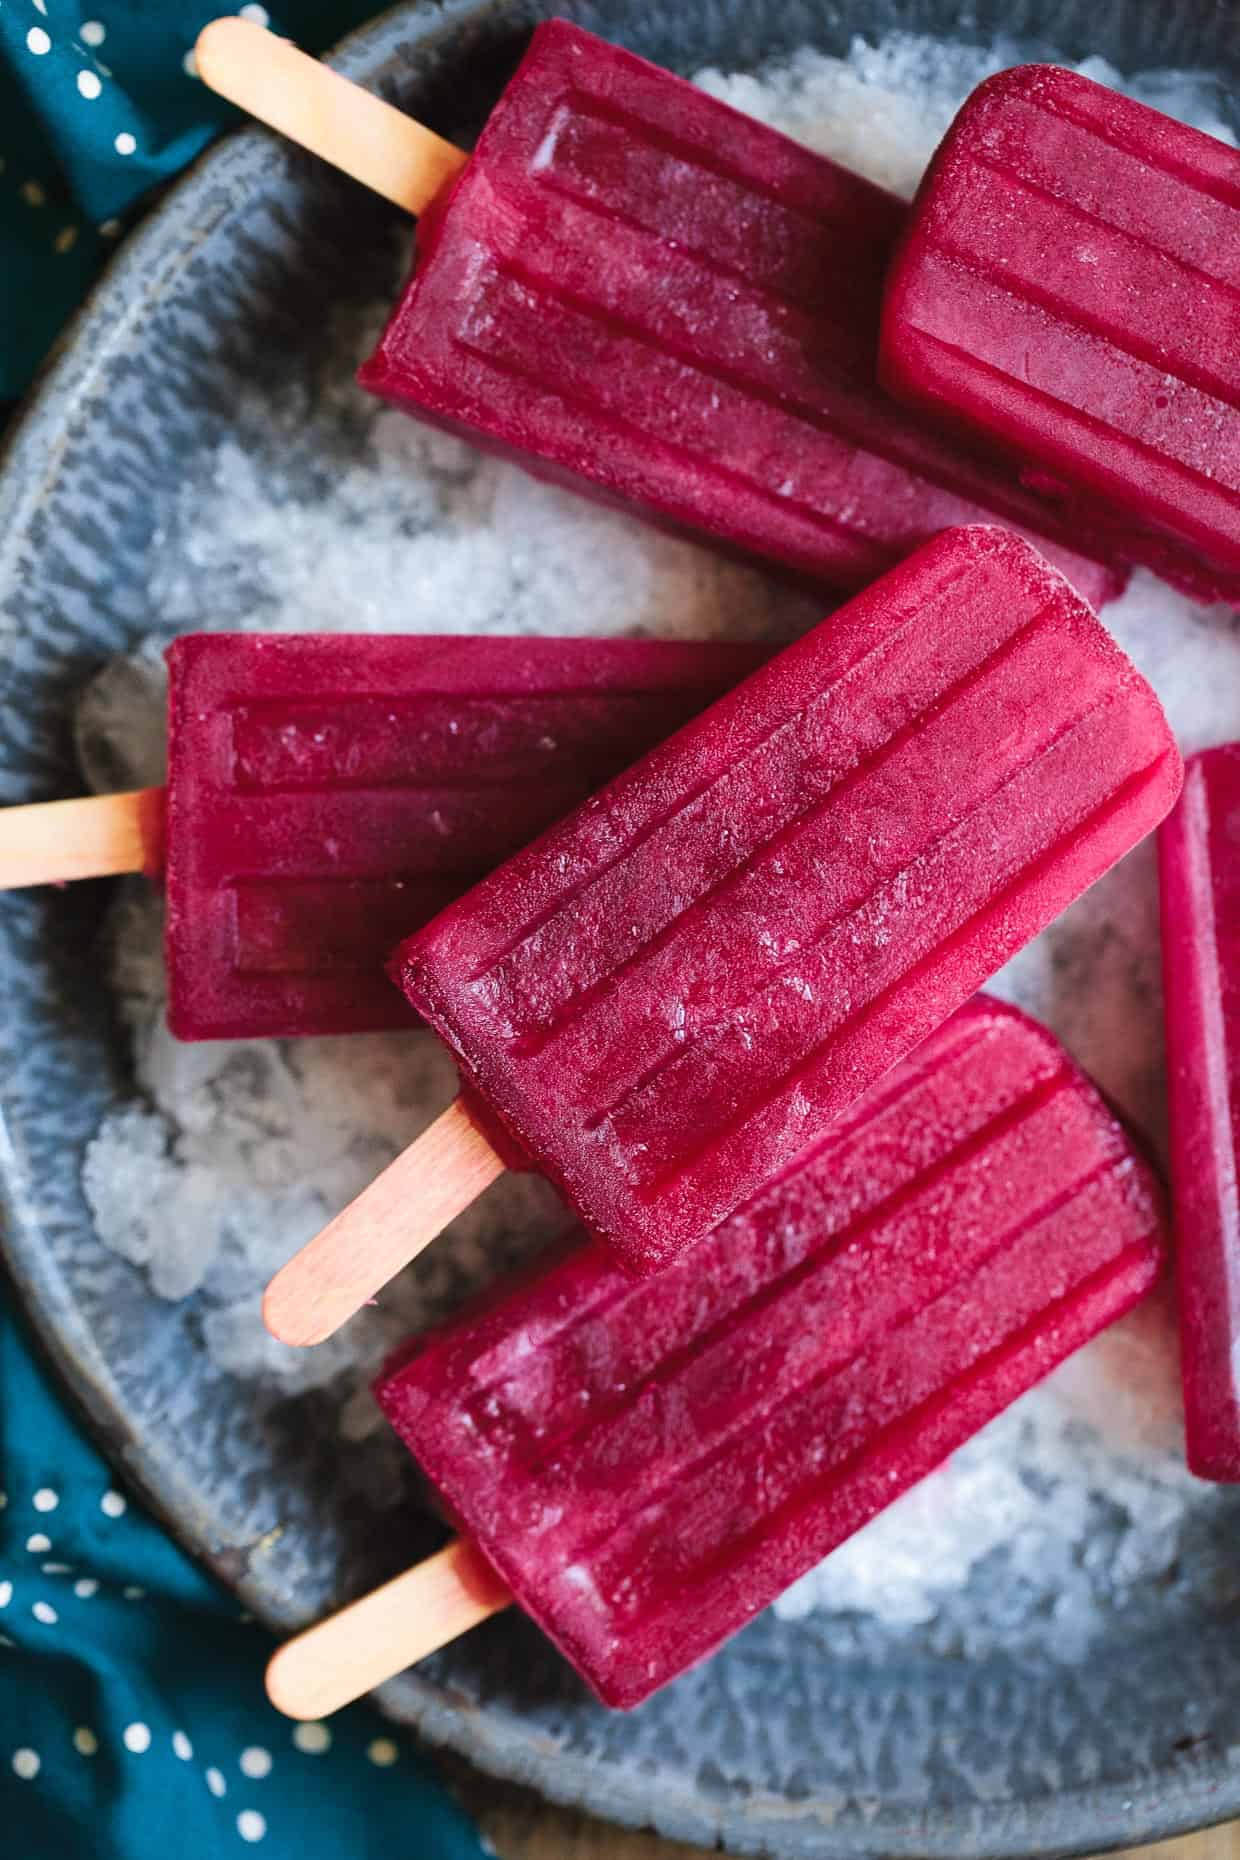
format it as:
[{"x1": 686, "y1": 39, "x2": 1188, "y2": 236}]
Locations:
[
  {"x1": 370, "y1": 998, "x2": 1167, "y2": 1710},
  {"x1": 880, "y1": 64, "x2": 1240, "y2": 604},
  {"x1": 390, "y1": 527, "x2": 1180, "y2": 1279},
  {"x1": 359, "y1": 21, "x2": 1123, "y2": 608},
  {"x1": 163, "y1": 633, "x2": 767, "y2": 1039},
  {"x1": 1159, "y1": 747, "x2": 1240, "y2": 1481}
]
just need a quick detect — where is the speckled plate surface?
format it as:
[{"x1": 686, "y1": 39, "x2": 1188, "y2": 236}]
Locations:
[{"x1": 4, "y1": 2, "x2": 1240, "y2": 1854}]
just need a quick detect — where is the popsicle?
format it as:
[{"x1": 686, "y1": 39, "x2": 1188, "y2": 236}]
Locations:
[
  {"x1": 264, "y1": 997, "x2": 1169, "y2": 1718},
  {"x1": 0, "y1": 633, "x2": 767, "y2": 1040},
  {"x1": 880, "y1": 64, "x2": 1240, "y2": 605},
  {"x1": 1159, "y1": 746, "x2": 1240, "y2": 1481},
  {"x1": 196, "y1": 16, "x2": 1124, "y2": 609},
  {"x1": 265, "y1": 526, "x2": 1180, "y2": 1346}
]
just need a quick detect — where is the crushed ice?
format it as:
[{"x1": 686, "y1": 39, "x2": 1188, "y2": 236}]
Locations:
[{"x1": 79, "y1": 32, "x2": 1240, "y2": 1640}]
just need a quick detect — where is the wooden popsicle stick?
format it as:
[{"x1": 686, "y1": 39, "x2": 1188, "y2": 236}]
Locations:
[
  {"x1": 0, "y1": 788, "x2": 166, "y2": 889},
  {"x1": 263, "y1": 1096, "x2": 505, "y2": 1347},
  {"x1": 195, "y1": 17, "x2": 468, "y2": 216},
  {"x1": 266, "y1": 1537, "x2": 512, "y2": 1720}
]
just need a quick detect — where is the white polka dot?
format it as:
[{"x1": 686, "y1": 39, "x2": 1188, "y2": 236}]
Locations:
[
  {"x1": 32, "y1": 1489, "x2": 59, "y2": 1514},
  {"x1": 42, "y1": 1563, "x2": 72, "y2": 1576},
  {"x1": 113, "y1": 132, "x2": 137, "y2": 157},
  {"x1": 22, "y1": 183, "x2": 46, "y2": 210},
  {"x1": 0, "y1": 1492, "x2": 7, "y2": 1508},
  {"x1": 32, "y1": 1602, "x2": 57, "y2": 1625},
  {"x1": 0, "y1": 1584, "x2": 10, "y2": 1608},
  {"x1": 99, "y1": 219, "x2": 121, "y2": 238},
  {"x1": 73, "y1": 1728, "x2": 98, "y2": 1757},
  {"x1": 81, "y1": 20, "x2": 106, "y2": 46},
  {"x1": 239, "y1": 4, "x2": 270, "y2": 23},
  {"x1": 77, "y1": 70, "x2": 102, "y2": 100},
  {"x1": 25, "y1": 1535, "x2": 50, "y2": 1554},
  {"x1": 172, "y1": 1730, "x2": 193, "y2": 1761},
  {"x1": 0, "y1": 1635, "x2": 13, "y2": 1649},
  {"x1": 74, "y1": 1579, "x2": 99, "y2": 1599},
  {"x1": 182, "y1": 49, "x2": 199, "y2": 78},
  {"x1": 239, "y1": 1746, "x2": 272, "y2": 1779},
  {"x1": 33, "y1": 0, "x2": 48, "y2": 14},
  {"x1": 12, "y1": 1748, "x2": 40, "y2": 1780},
  {"x1": 100, "y1": 1490, "x2": 126, "y2": 1518},
  {"x1": 292, "y1": 1722, "x2": 331, "y2": 1755},
  {"x1": 123, "y1": 1723, "x2": 151, "y2": 1754},
  {"x1": 26, "y1": 27, "x2": 51, "y2": 55},
  {"x1": 123, "y1": 1586, "x2": 145, "y2": 1600},
  {"x1": 206, "y1": 1767, "x2": 227, "y2": 1798},
  {"x1": 237, "y1": 1811, "x2": 267, "y2": 1843},
  {"x1": 367, "y1": 1738, "x2": 398, "y2": 1767}
]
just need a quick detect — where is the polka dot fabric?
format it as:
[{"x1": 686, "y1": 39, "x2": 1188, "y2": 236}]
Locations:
[
  {"x1": 0, "y1": 1292, "x2": 489, "y2": 1858},
  {"x1": 0, "y1": 1, "x2": 382, "y2": 398}
]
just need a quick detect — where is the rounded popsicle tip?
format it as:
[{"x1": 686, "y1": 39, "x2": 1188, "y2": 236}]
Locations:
[
  {"x1": 266, "y1": 1640, "x2": 351, "y2": 1721},
  {"x1": 195, "y1": 14, "x2": 267, "y2": 79},
  {"x1": 261, "y1": 1274, "x2": 333, "y2": 1349}
]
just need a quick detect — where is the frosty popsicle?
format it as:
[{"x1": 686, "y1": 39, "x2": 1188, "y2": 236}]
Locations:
[
  {"x1": 265, "y1": 998, "x2": 1168, "y2": 1718},
  {"x1": 0, "y1": 633, "x2": 766, "y2": 1040},
  {"x1": 266, "y1": 527, "x2": 1180, "y2": 1346},
  {"x1": 196, "y1": 16, "x2": 1123, "y2": 608},
  {"x1": 880, "y1": 65, "x2": 1240, "y2": 604},
  {"x1": 1160, "y1": 746, "x2": 1240, "y2": 1481}
]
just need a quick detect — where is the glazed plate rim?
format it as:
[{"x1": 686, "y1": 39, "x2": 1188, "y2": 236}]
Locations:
[{"x1": 0, "y1": 3, "x2": 1237, "y2": 1853}]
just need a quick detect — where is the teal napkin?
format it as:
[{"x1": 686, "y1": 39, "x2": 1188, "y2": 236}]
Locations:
[
  {"x1": 0, "y1": 1288, "x2": 492, "y2": 1857},
  {"x1": 0, "y1": 2, "x2": 381, "y2": 400}
]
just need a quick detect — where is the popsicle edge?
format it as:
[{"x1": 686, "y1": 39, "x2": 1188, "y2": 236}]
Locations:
[
  {"x1": 273, "y1": 1240, "x2": 1158, "y2": 1718},
  {"x1": 389, "y1": 528, "x2": 1181, "y2": 1270},
  {"x1": 1159, "y1": 759, "x2": 1240, "y2": 1481},
  {"x1": 292, "y1": 1007, "x2": 1164, "y2": 1713}
]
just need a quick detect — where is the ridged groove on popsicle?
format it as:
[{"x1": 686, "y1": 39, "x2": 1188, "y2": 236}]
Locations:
[
  {"x1": 886, "y1": 249, "x2": 1240, "y2": 497},
  {"x1": 881, "y1": 66, "x2": 1240, "y2": 592},
  {"x1": 466, "y1": 608, "x2": 1128, "y2": 1048},
  {"x1": 163, "y1": 632, "x2": 765, "y2": 1040},
  {"x1": 1159, "y1": 750, "x2": 1240, "y2": 1481},
  {"x1": 406, "y1": 1082, "x2": 1121, "y2": 1480},
  {"x1": 381, "y1": 1003, "x2": 1166, "y2": 1708},
  {"x1": 421, "y1": 255, "x2": 1120, "y2": 602},
  {"x1": 397, "y1": 530, "x2": 1180, "y2": 1269},
  {"x1": 361, "y1": 22, "x2": 1120, "y2": 605},
  {"x1": 596, "y1": 723, "x2": 1172, "y2": 1183},
  {"x1": 416, "y1": 1033, "x2": 1076, "y2": 1470}
]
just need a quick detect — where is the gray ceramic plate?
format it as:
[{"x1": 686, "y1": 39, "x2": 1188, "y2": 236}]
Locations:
[{"x1": 4, "y1": 2, "x2": 1240, "y2": 1855}]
